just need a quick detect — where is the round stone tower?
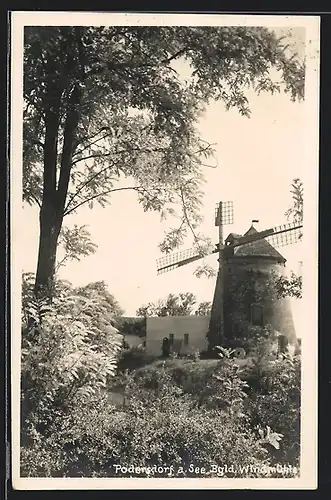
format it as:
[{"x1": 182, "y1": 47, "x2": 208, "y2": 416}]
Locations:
[{"x1": 221, "y1": 224, "x2": 297, "y2": 349}]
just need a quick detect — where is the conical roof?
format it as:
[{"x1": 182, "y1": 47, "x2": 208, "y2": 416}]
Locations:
[{"x1": 233, "y1": 225, "x2": 286, "y2": 263}]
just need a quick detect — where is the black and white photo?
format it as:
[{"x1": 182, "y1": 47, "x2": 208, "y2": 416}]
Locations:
[{"x1": 10, "y1": 12, "x2": 320, "y2": 490}]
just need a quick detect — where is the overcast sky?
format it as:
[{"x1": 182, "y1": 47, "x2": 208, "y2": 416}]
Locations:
[{"x1": 16, "y1": 21, "x2": 319, "y2": 339}]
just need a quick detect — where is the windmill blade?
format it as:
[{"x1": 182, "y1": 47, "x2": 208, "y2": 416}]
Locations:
[
  {"x1": 265, "y1": 223, "x2": 303, "y2": 248},
  {"x1": 215, "y1": 201, "x2": 234, "y2": 226},
  {"x1": 156, "y1": 246, "x2": 217, "y2": 275},
  {"x1": 230, "y1": 221, "x2": 303, "y2": 249}
]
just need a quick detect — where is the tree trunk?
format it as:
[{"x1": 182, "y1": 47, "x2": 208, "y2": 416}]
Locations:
[
  {"x1": 34, "y1": 208, "x2": 62, "y2": 299},
  {"x1": 34, "y1": 87, "x2": 61, "y2": 299},
  {"x1": 34, "y1": 29, "x2": 84, "y2": 300},
  {"x1": 34, "y1": 86, "x2": 82, "y2": 299}
]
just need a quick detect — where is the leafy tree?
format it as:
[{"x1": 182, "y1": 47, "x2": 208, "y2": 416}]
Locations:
[
  {"x1": 285, "y1": 178, "x2": 303, "y2": 224},
  {"x1": 274, "y1": 178, "x2": 303, "y2": 299},
  {"x1": 22, "y1": 273, "x2": 124, "y2": 329},
  {"x1": 23, "y1": 226, "x2": 98, "y2": 302},
  {"x1": 275, "y1": 272, "x2": 302, "y2": 299},
  {"x1": 137, "y1": 292, "x2": 211, "y2": 317},
  {"x1": 23, "y1": 26, "x2": 305, "y2": 298},
  {"x1": 114, "y1": 317, "x2": 146, "y2": 337},
  {"x1": 21, "y1": 276, "x2": 125, "y2": 476},
  {"x1": 21, "y1": 292, "x2": 123, "y2": 458},
  {"x1": 22, "y1": 272, "x2": 74, "y2": 315},
  {"x1": 56, "y1": 224, "x2": 98, "y2": 273},
  {"x1": 195, "y1": 300, "x2": 212, "y2": 316},
  {"x1": 74, "y1": 280, "x2": 124, "y2": 317},
  {"x1": 136, "y1": 303, "x2": 158, "y2": 318}
]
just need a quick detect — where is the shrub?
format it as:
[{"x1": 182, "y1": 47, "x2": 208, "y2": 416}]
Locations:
[
  {"x1": 21, "y1": 293, "x2": 123, "y2": 476},
  {"x1": 21, "y1": 393, "x2": 112, "y2": 477},
  {"x1": 117, "y1": 345, "x2": 157, "y2": 372},
  {"x1": 245, "y1": 352, "x2": 301, "y2": 466},
  {"x1": 131, "y1": 353, "x2": 301, "y2": 470},
  {"x1": 133, "y1": 358, "x2": 220, "y2": 398},
  {"x1": 24, "y1": 363, "x2": 271, "y2": 478}
]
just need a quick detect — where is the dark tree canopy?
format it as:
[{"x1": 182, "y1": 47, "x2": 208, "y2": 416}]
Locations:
[
  {"x1": 137, "y1": 292, "x2": 211, "y2": 317},
  {"x1": 23, "y1": 26, "x2": 305, "y2": 297},
  {"x1": 195, "y1": 301, "x2": 212, "y2": 316}
]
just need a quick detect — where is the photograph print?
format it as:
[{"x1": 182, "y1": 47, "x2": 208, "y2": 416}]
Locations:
[{"x1": 11, "y1": 12, "x2": 320, "y2": 490}]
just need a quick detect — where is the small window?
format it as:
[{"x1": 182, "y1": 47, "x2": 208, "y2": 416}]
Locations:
[
  {"x1": 169, "y1": 333, "x2": 174, "y2": 345},
  {"x1": 184, "y1": 333, "x2": 189, "y2": 346},
  {"x1": 251, "y1": 304, "x2": 264, "y2": 326}
]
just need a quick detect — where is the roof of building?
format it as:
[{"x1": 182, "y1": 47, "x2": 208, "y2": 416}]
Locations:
[
  {"x1": 232, "y1": 225, "x2": 286, "y2": 263},
  {"x1": 225, "y1": 233, "x2": 242, "y2": 243}
]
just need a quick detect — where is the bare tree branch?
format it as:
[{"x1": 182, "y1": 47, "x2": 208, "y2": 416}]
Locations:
[
  {"x1": 30, "y1": 194, "x2": 42, "y2": 208},
  {"x1": 160, "y1": 46, "x2": 190, "y2": 65},
  {"x1": 66, "y1": 143, "x2": 173, "y2": 212},
  {"x1": 71, "y1": 152, "x2": 115, "y2": 166},
  {"x1": 63, "y1": 186, "x2": 140, "y2": 217},
  {"x1": 64, "y1": 162, "x2": 120, "y2": 213},
  {"x1": 54, "y1": 255, "x2": 69, "y2": 273},
  {"x1": 72, "y1": 144, "x2": 169, "y2": 167},
  {"x1": 72, "y1": 129, "x2": 114, "y2": 158},
  {"x1": 189, "y1": 142, "x2": 218, "y2": 168},
  {"x1": 179, "y1": 185, "x2": 202, "y2": 250}
]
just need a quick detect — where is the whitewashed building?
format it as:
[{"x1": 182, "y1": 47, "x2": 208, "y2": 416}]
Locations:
[{"x1": 146, "y1": 315, "x2": 210, "y2": 356}]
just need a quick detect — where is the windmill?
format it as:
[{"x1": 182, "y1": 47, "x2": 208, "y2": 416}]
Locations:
[{"x1": 156, "y1": 201, "x2": 303, "y2": 351}]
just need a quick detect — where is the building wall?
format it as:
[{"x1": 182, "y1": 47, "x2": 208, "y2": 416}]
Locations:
[{"x1": 146, "y1": 316, "x2": 210, "y2": 356}]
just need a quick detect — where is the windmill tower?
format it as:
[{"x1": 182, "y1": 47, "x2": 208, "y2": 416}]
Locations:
[
  {"x1": 156, "y1": 201, "x2": 302, "y2": 352},
  {"x1": 208, "y1": 201, "x2": 234, "y2": 348}
]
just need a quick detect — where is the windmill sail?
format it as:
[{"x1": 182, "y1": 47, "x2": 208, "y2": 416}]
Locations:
[
  {"x1": 156, "y1": 246, "x2": 217, "y2": 275},
  {"x1": 265, "y1": 222, "x2": 303, "y2": 248},
  {"x1": 228, "y1": 221, "x2": 302, "y2": 248},
  {"x1": 156, "y1": 221, "x2": 302, "y2": 275}
]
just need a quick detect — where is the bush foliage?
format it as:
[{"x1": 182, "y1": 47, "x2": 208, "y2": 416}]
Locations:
[
  {"x1": 21, "y1": 290, "x2": 123, "y2": 475},
  {"x1": 114, "y1": 316, "x2": 146, "y2": 338},
  {"x1": 117, "y1": 345, "x2": 157, "y2": 372}
]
